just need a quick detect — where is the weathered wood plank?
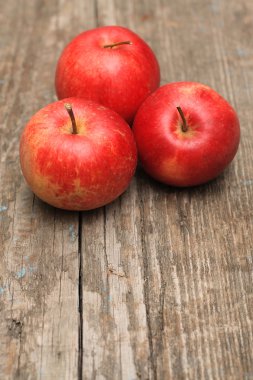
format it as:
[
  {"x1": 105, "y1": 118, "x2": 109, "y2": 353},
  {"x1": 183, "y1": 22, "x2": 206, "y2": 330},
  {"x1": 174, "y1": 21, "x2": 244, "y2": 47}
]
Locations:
[
  {"x1": 0, "y1": 0, "x2": 96, "y2": 378},
  {"x1": 136, "y1": 0, "x2": 253, "y2": 379},
  {"x1": 0, "y1": 160, "x2": 80, "y2": 379},
  {"x1": 82, "y1": 0, "x2": 253, "y2": 379},
  {"x1": 82, "y1": 180, "x2": 152, "y2": 379},
  {"x1": 81, "y1": 2, "x2": 152, "y2": 379}
]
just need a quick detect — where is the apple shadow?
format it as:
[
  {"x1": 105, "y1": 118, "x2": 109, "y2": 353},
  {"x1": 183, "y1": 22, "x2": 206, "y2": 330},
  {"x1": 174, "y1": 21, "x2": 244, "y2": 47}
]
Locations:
[
  {"x1": 31, "y1": 161, "x2": 235, "y2": 220},
  {"x1": 32, "y1": 189, "x2": 115, "y2": 220},
  {"x1": 33, "y1": 195, "x2": 76, "y2": 218},
  {"x1": 134, "y1": 162, "x2": 233, "y2": 198}
]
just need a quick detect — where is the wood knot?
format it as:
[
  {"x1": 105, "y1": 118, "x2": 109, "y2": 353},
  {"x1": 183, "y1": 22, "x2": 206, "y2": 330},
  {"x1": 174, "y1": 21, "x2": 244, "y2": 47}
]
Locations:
[
  {"x1": 107, "y1": 264, "x2": 126, "y2": 278},
  {"x1": 8, "y1": 319, "x2": 23, "y2": 338}
]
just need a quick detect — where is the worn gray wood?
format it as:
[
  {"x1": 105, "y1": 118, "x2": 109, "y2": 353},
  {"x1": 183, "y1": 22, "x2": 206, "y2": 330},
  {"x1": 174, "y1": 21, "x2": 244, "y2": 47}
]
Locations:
[
  {"x1": 0, "y1": 0, "x2": 95, "y2": 379},
  {"x1": 82, "y1": 0, "x2": 253, "y2": 379},
  {"x1": 0, "y1": 0, "x2": 253, "y2": 379}
]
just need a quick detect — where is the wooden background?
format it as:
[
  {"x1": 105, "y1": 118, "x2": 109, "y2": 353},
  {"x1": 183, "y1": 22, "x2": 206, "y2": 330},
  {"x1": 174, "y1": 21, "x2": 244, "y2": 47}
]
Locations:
[{"x1": 0, "y1": 0, "x2": 253, "y2": 379}]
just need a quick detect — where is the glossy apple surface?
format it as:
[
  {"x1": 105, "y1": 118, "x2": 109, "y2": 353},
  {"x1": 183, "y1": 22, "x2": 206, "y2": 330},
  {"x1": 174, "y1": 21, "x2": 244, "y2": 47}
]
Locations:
[
  {"x1": 133, "y1": 82, "x2": 240, "y2": 187},
  {"x1": 20, "y1": 98, "x2": 137, "y2": 210},
  {"x1": 55, "y1": 26, "x2": 160, "y2": 124}
]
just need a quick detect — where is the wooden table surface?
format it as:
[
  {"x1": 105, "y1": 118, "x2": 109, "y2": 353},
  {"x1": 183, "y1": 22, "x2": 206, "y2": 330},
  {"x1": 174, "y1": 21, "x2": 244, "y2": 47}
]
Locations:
[{"x1": 1, "y1": 0, "x2": 253, "y2": 379}]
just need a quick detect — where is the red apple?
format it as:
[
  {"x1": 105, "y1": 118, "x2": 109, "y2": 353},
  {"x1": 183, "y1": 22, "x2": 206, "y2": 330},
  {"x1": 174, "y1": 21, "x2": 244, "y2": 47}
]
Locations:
[
  {"x1": 20, "y1": 98, "x2": 137, "y2": 210},
  {"x1": 55, "y1": 26, "x2": 160, "y2": 124},
  {"x1": 133, "y1": 82, "x2": 240, "y2": 186}
]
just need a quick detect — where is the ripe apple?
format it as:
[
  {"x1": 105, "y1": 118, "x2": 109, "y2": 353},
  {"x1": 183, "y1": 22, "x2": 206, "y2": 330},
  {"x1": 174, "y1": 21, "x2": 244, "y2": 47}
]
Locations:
[
  {"x1": 55, "y1": 26, "x2": 160, "y2": 124},
  {"x1": 133, "y1": 82, "x2": 240, "y2": 187},
  {"x1": 20, "y1": 98, "x2": 137, "y2": 210}
]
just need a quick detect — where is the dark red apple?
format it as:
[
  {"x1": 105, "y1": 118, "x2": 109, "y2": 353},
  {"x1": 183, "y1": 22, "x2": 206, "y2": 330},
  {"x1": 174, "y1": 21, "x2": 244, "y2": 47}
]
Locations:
[
  {"x1": 20, "y1": 98, "x2": 137, "y2": 210},
  {"x1": 55, "y1": 26, "x2": 160, "y2": 124},
  {"x1": 133, "y1": 82, "x2": 240, "y2": 187}
]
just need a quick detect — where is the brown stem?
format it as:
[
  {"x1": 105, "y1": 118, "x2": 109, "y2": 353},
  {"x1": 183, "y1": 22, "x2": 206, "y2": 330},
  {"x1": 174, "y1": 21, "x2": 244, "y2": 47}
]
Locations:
[
  {"x1": 176, "y1": 106, "x2": 188, "y2": 133},
  {"x1": 103, "y1": 41, "x2": 132, "y2": 49},
  {"x1": 64, "y1": 103, "x2": 78, "y2": 134}
]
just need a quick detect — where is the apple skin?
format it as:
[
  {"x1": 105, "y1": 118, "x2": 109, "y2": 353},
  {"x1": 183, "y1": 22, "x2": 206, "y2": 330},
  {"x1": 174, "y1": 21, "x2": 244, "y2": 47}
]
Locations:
[
  {"x1": 133, "y1": 82, "x2": 240, "y2": 187},
  {"x1": 55, "y1": 26, "x2": 160, "y2": 124},
  {"x1": 20, "y1": 98, "x2": 137, "y2": 210}
]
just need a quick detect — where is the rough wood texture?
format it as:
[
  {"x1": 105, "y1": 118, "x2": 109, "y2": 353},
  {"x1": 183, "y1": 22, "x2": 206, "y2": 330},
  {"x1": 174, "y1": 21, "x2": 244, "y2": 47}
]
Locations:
[{"x1": 1, "y1": 0, "x2": 253, "y2": 379}]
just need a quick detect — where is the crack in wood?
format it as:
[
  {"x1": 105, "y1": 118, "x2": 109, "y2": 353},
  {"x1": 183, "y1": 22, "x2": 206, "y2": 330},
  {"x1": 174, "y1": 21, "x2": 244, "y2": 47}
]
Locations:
[
  {"x1": 158, "y1": 277, "x2": 166, "y2": 337},
  {"x1": 139, "y1": 187, "x2": 157, "y2": 380},
  {"x1": 94, "y1": 0, "x2": 99, "y2": 27},
  {"x1": 39, "y1": 294, "x2": 46, "y2": 380},
  {"x1": 78, "y1": 212, "x2": 83, "y2": 380},
  {"x1": 103, "y1": 206, "x2": 111, "y2": 314},
  {"x1": 156, "y1": 246, "x2": 167, "y2": 360}
]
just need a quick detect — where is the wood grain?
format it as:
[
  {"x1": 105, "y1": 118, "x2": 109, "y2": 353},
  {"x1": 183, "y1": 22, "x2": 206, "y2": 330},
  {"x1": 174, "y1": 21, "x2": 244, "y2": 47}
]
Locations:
[
  {"x1": 0, "y1": 0, "x2": 253, "y2": 379},
  {"x1": 82, "y1": 0, "x2": 253, "y2": 379},
  {"x1": 0, "y1": 0, "x2": 93, "y2": 379}
]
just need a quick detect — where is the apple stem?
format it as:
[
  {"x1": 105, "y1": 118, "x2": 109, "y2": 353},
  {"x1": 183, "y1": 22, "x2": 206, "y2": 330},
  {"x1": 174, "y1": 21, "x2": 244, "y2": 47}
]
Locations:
[
  {"x1": 176, "y1": 106, "x2": 188, "y2": 133},
  {"x1": 103, "y1": 41, "x2": 132, "y2": 49},
  {"x1": 64, "y1": 103, "x2": 78, "y2": 134}
]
